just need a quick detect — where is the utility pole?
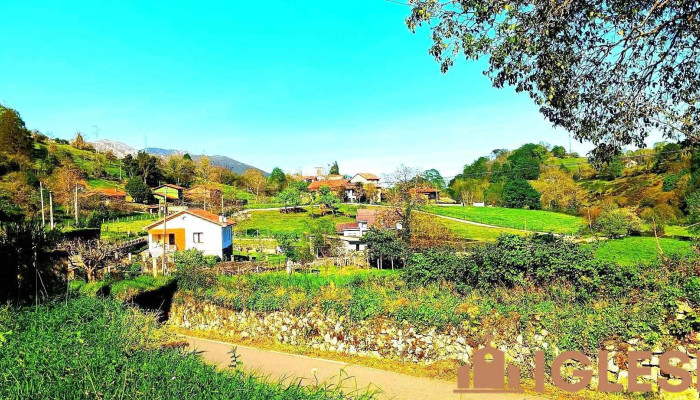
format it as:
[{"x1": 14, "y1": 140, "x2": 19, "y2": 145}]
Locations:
[
  {"x1": 49, "y1": 191, "x2": 54, "y2": 229},
  {"x1": 160, "y1": 187, "x2": 167, "y2": 276},
  {"x1": 39, "y1": 182, "x2": 45, "y2": 228},
  {"x1": 74, "y1": 184, "x2": 79, "y2": 226}
]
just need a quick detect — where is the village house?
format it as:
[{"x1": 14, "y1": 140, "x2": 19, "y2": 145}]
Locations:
[
  {"x1": 416, "y1": 187, "x2": 440, "y2": 201},
  {"x1": 91, "y1": 188, "x2": 128, "y2": 203},
  {"x1": 307, "y1": 179, "x2": 354, "y2": 201},
  {"x1": 152, "y1": 183, "x2": 185, "y2": 203},
  {"x1": 335, "y1": 209, "x2": 401, "y2": 251},
  {"x1": 308, "y1": 173, "x2": 383, "y2": 203},
  {"x1": 144, "y1": 209, "x2": 234, "y2": 260},
  {"x1": 349, "y1": 173, "x2": 382, "y2": 202}
]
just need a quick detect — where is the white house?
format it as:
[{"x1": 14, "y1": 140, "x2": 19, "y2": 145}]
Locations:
[
  {"x1": 349, "y1": 173, "x2": 382, "y2": 203},
  {"x1": 145, "y1": 209, "x2": 234, "y2": 260},
  {"x1": 349, "y1": 173, "x2": 380, "y2": 185}
]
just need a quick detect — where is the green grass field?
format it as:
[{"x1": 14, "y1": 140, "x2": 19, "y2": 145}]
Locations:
[
  {"x1": 235, "y1": 209, "x2": 354, "y2": 237},
  {"x1": 423, "y1": 205, "x2": 583, "y2": 235},
  {"x1": 589, "y1": 236, "x2": 695, "y2": 265},
  {"x1": 87, "y1": 177, "x2": 124, "y2": 189},
  {"x1": 665, "y1": 225, "x2": 700, "y2": 238},
  {"x1": 101, "y1": 214, "x2": 159, "y2": 242},
  {"x1": 433, "y1": 215, "x2": 525, "y2": 241},
  {"x1": 544, "y1": 156, "x2": 590, "y2": 172}
]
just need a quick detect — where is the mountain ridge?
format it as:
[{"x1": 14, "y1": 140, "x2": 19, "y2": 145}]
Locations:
[{"x1": 90, "y1": 140, "x2": 266, "y2": 175}]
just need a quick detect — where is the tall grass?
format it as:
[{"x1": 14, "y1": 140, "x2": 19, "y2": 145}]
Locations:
[{"x1": 0, "y1": 298, "x2": 374, "y2": 399}]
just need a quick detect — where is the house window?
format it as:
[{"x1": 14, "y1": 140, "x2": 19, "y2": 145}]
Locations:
[{"x1": 193, "y1": 232, "x2": 203, "y2": 243}]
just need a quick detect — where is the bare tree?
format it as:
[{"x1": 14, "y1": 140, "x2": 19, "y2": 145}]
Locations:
[
  {"x1": 383, "y1": 165, "x2": 426, "y2": 243},
  {"x1": 65, "y1": 239, "x2": 115, "y2": 282}
]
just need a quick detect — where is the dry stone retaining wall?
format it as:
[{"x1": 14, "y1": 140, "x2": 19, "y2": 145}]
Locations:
[{"x1": 170, "y1": 295, "x2": 699, "y2": 393}]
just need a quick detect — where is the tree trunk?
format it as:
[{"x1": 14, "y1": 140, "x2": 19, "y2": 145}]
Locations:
[{"x1": 391, "y1": 258, "x2": 394, "y2": 270}]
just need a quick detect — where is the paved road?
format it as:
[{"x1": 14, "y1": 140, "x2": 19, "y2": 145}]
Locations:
[{"x1": 184, "y1": 335, "x2": 541, "y2": 400}]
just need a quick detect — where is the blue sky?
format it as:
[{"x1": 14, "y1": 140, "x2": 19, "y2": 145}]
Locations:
[{"x1": 1, "y1": 0, "x2": 601, "y2": 177}]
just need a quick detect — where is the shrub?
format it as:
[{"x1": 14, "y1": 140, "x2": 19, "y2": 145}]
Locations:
[
  {"x1": 86, "y1": 204, "x2": 110, "y2": 228},
  {"x1": 663, "y1": 173, "x2": 681, "y2": 191},
  {"x1": 174, "y1": 249, "x2": 216, "y2": 291},
  {"x1": 594, "y1": 205, "x2": 641, "y2": 238}
]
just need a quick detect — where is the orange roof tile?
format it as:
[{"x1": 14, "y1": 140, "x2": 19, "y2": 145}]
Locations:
[
  {"x1": 93, "y1": 188, "x2": 127, "y2": 198},
  {"x1": 307, "y1": 179, "x2": 350, "y2": 191}
]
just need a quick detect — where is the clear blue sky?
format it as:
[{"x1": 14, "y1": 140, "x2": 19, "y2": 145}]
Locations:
[{"x1": 0, "y1": 0, "x2": 601, "y2": 177}]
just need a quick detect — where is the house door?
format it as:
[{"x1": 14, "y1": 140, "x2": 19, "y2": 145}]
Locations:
[{"x1": 168, "y1": 234, "x2": 176, "y2": 246}]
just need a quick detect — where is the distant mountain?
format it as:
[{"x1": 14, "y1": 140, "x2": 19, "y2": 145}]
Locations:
[
  {"x1": 91, "y1": 139, "x2": 137, "y2": 158},
  {"x1": 143, "y1": 147, "x2": 182, "y2": 157},
  {"x1": 90, "y1": 141, "x2": 266, "y2": 175},
  {"x1": 144, "y1": 147, "x2": 266, "y2": 175}
]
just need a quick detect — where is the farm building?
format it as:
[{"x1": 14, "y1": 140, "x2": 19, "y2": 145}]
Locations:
[
  {"x1": 145, "y1": 209, "x2": 234, "y2": 260},
  {"x1": 416, "y1": 187, "x2": 440, "y2": 201},
  {"x1": 91, "y1": 188, "x2": 128, "y2": 203},
  {"x1": 152, "y1": 184, "x2": 185, "y2": 203}
]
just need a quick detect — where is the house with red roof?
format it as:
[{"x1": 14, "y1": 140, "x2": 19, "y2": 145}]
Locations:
[
  {"x1": 92, "y1": 188, "x2": 128, "y2": 201},
  {"x1": 144, "y1": 209, "x2": 234, "y2": 259},
  {"x1": 335, "y1": 209, "x2": 401, "y2": 251}
]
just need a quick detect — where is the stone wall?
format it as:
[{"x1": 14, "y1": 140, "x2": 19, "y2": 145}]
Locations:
[{"x1": 169, "y1": 295, "x2": 699, "y2": 392}]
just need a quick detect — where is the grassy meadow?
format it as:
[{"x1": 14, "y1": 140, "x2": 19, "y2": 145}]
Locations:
[
  {"x1": 235, "y1": 209, "x2": 355, "y2": 237},
  {"x1": 423, "y1": 205, "x2": 584, "y2": 235},
  {"x1": 588, "y1": 236, "x2": 696, "y2": 266},
  {"x1": 101, "y1": 214, "x2": 159, "y2": 242},
  {"x1": 433, "y1": 215, "x2": 525, "y2": 241}
]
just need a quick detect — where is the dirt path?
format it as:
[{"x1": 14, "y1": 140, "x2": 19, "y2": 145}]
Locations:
[{"x1": 184, "y1": 335, "x2": 541, "y2": 400}]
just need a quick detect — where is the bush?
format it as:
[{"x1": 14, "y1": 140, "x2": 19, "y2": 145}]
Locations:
[
  {"x1": 86, "y1": 204, "x2": 111, "y2": 228},
  {"x1": 594, "y1": 205, "x2": 641, "y2": 238},
  {"x1": 174, "y1": 249, "x2": 216, "y2": 291},
  {"x1": 404, "y1": 234, "x2": 629, "y2": 300},
  {"x1": 663, "y1": 173, "x2": 681, "y2": 191}
]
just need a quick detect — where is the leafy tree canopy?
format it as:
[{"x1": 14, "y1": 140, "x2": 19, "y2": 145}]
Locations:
[
  {"x1": 329, "y1": 161, "x2": 339, "y2": 175},
  {"x1": 423, "y1": 168, "x2": 446, "y2": 189},
  {"x1": 503, "y1": 177, "x2": 541, "y2": 209},
  {"x1": 406, "y1": 1, "x2": 700, "y2": 161},
  {"x1": 0, "y1": 104, "x2": 33, "y2": 161},
  {"x1": 125, "y1": 177, "x2": 152, "y2": 204}
]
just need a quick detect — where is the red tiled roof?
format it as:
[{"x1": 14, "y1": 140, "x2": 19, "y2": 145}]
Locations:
[
  {"x1": 144, "y1": 208, "x2": 234, "y2": 229},
  {"x1": 93, "y1": 188, "x2": 127, "y2": 198},
  {"x1": 356, "y1": 209, "x2": 377, "y2": 227},
  {"x1": 336, "y1": 222, "x2": 359, "y2": 233},
  {"x1": 307, "y1": 179, "x2": 350, "y2": 191}
]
